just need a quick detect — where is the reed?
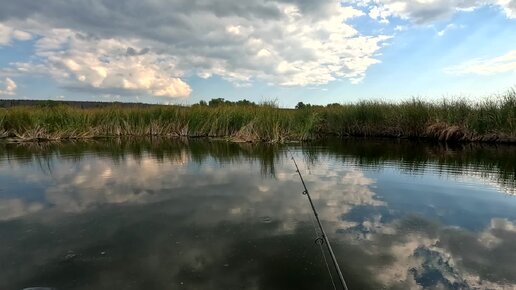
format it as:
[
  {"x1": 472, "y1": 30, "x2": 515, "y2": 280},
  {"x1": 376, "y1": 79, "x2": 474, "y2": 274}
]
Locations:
[{"x1": 1, "y1": 90, "x2": 515, "y2": 143}]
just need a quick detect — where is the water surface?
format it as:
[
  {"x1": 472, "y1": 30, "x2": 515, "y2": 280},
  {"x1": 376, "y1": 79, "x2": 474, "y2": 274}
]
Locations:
[{"x1": 1, "y1": 139, "x2": 515, "y2": 290}]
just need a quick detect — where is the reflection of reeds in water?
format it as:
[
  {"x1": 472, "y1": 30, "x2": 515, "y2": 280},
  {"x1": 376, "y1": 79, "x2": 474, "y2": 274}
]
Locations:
[
  {"x1": 1, "y1": 90, "x2": 515, "y2": 143},
  {"x1": 301, "y1": 139, "x2": 516, "y2": 196},
  {"x1": 1, "y1": 138, "x2": 515, "y2": 195},
  {"x1": 0, "y1": 138, "x2": 282, "y2": 178}
]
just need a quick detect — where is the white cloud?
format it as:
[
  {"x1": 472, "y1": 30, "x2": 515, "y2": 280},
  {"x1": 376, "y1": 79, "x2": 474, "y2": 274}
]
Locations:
[
  {"x1": 437, "y1": 23, "x2": 464, "y2": 36},
  {"x1": 347, "y1": 0, "x2": 515, "y2": 24},
  {"x1": 497, "y1": 0, "x2": 516, "y2": 18},
  {"x1": 1, "y1": 0, "x2": 514, "y2": 98},
  {"x1": 17, "y1": 29, "x2": 192, "y2": 98},
  {"x1": 5, "y1": 77, "x2": 16, "y2": 91},
  {"x1": 0, "y1": 77, "x2": 17, "y2": 95},
  {"x1": 444, "y1": 50, "x2": 516, "y2": 75},
  {"x1": 0, "y1": 23, "x2": 31, "y2": 45},
  {"x1": 0, "y1": 0, "x2": 390, "y2": 97},
  {"x1": 394, "y1": 25, "x2": 407, "y2": 31},
  {"x1": 194, "y1": 3, "x2": 388, "y2": 86}
]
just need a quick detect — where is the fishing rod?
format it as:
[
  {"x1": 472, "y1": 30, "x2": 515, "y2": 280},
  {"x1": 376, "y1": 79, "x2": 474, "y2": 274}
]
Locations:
[{"x1": 290, "y1": 154, "x2": 350, "y2": 290}]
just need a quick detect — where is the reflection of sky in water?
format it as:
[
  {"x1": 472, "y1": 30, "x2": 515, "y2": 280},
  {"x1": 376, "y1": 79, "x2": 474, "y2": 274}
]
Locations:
[
  {"x1": 350, "y1": 166, "x2": 516, "y2": 231},
  {"x1": 0, "y1": 140, "x2": 515, "y2": 290}
]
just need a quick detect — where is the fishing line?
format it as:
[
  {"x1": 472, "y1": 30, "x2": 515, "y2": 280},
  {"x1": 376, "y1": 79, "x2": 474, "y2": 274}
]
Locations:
[
  {"x1": 301, "y1": 183, "x2": 337, "y2": 290},
  {"x1": 288, "y1": 149, "x2": 350, "y2": 290},
  {"x1": 309, "y1": 207, "x2": 338, "y2": 290}
]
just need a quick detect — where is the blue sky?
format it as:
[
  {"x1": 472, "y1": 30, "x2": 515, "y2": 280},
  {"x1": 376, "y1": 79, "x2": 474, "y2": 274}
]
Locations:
[{"x1": 0, "y1": 0, "x2": 515, "y2": 107}]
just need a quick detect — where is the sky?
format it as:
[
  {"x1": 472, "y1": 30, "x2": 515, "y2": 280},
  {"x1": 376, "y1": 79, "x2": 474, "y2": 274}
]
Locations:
[{"x1": 0, "y1": 0, "x2": 515, "y2": 107}]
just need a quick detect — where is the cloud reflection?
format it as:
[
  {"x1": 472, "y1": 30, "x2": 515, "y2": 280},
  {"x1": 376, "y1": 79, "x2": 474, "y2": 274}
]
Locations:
[
  {"x1": 0, "y1": 140, "x2": 515, "y2": 289},
  {"x1": 0, "y1": 198, "x2": 43, "y2": 221}
]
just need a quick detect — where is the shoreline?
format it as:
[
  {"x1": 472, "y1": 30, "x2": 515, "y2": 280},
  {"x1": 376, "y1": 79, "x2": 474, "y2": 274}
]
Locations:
[
  {"x1": 2, "y1": 91, "x2": 515, "y2": 144},
  {"x1": 2, "y1": 129, "x2": 515, "y2": 144}
]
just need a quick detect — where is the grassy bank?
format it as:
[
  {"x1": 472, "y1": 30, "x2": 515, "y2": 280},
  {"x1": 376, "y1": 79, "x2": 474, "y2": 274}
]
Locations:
[{"x1": 1, "y1": 90, "x2": 515, "y2": 143}]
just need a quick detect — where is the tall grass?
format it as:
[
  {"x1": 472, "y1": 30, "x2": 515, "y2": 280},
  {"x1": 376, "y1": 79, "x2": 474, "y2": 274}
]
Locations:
[{"x1": 1, "y1": 90, "x2": 515, "y2": 143}]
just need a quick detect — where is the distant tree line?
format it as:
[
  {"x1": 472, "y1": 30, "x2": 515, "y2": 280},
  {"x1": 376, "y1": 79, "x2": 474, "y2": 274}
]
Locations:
[
  {"x1": 0, "y1": 98, "x2": 346, "y2": 109},
  {"x1": 0, "y1": 99, "x2": 153, "y2": 109},
  {"x1": 295, "y1": 102, "x2": 341, "y2": 109},
  {"x1": 195, "y1": 99, "x2": 344, "y2": 109},
  {"x1": 194, "y1": 98, "x2": 258, "y2": 107}
]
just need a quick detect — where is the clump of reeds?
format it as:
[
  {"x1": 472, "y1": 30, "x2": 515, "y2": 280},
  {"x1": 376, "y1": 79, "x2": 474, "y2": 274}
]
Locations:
[
  {"x1": 322, "y1": 90, "x2": 516, "y2": 142},
  {"x1": 0, "y1": 104, "x2": 317, "y2": 142},
  {"x1": 1, "y1": 90, "x2": 515, "y2": 143}
]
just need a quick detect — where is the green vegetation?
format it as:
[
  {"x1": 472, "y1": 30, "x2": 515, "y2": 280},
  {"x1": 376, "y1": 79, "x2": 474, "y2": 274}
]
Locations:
[{"x1": 1, "y1": 90, "x2": 515, "y2": 143}]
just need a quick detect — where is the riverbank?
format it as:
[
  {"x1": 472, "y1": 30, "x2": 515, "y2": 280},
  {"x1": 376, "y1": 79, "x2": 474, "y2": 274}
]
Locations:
[{"x1": 1, "y1": 91, "x2": 515, "y2": 143}]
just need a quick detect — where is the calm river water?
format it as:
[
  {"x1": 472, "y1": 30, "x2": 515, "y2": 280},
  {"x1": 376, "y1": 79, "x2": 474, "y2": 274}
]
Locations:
[{"x1": 1, "y1": 138, "x2": 515, "y2": 290}]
